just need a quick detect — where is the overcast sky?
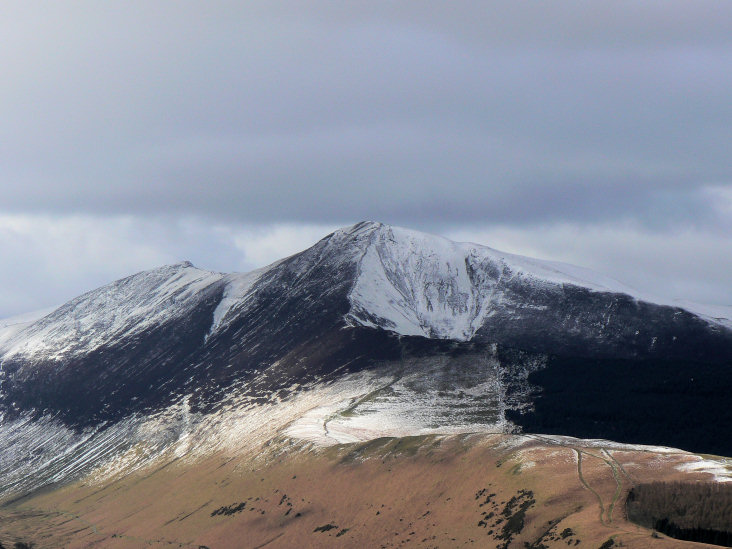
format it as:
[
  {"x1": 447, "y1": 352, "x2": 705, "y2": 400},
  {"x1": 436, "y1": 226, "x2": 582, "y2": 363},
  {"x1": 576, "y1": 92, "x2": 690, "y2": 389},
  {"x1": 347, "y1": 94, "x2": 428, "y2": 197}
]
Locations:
[{"x1": 1, "y1": 1, "x2": 731, "y2": 317}]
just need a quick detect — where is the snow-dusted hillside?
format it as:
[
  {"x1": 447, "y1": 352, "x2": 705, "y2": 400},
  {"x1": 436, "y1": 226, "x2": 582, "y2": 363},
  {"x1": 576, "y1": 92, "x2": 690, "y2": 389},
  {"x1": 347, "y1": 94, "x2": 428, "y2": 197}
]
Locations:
[
  {"x1": 0, "y1": 262, "x2": 224, "y2": 364},
  {"x1": 0, "y1": 221, "x2": 730, "y2": 500},
  {"x1": 344, "y1": 222, "x2": 732, "y2": 338},
  {"x1": 2, "y1": 221, "x2": 729, "y2": 366}
]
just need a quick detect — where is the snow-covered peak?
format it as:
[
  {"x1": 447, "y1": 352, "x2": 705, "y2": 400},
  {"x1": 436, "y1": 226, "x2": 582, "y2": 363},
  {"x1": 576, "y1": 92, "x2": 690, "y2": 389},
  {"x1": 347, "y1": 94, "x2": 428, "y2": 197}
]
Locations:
[
  {"x1": 343, "y1": 222, "x2": 732, "y2": 339},
  {"x1": 0, "y1": 262, "x2": 225, "y2": 362},
  {"x1": 2, "y1": 222, "x2": 729, "y2": 362}
]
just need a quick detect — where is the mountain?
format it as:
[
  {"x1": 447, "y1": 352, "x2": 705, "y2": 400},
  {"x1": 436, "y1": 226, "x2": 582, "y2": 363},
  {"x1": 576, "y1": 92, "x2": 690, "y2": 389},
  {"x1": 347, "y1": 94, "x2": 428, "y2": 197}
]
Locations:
[{"x1": 0, "y1": 221, "x2": 730, "y2": 501}]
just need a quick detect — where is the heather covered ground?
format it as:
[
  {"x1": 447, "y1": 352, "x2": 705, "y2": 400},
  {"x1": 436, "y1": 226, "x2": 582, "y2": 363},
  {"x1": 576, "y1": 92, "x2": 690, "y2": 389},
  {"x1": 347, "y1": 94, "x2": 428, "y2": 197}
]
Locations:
[{"x1": 0, "y1": 433, "x2": 727, "y2": 548}]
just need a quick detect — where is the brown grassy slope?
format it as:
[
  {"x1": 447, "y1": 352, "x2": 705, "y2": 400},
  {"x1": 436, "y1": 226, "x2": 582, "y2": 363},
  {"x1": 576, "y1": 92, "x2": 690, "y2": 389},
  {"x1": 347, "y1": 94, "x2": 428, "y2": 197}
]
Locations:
[{"x1": 0, "y1": 433, "x2": 726, "y2": 548}]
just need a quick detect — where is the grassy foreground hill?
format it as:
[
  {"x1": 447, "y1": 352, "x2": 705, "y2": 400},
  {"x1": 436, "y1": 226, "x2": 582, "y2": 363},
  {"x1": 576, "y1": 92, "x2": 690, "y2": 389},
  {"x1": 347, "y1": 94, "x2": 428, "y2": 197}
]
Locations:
[{"x1": 0, "y1": 433, "x2": 729, "y2": 548}]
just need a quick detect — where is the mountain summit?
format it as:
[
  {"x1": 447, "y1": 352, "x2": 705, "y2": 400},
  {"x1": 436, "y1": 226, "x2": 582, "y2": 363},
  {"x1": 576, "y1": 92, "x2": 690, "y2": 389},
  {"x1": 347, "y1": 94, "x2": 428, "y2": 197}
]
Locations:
[
  {"x1": 3, "y1": 221, "x2": 729, "y2": 364},
  {"x1": 0, "y1": 222, "x2": 730, "y2": 497}
]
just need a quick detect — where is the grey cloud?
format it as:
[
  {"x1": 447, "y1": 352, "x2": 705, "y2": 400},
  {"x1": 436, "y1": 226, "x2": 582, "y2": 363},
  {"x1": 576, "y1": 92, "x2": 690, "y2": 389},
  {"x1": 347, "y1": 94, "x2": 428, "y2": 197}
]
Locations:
[
  {"x1": 0, "y1": 2, "x2": 730, "y2": 227},
  {"x1": 1, "y1": 2, "x2": 730, "y2": 319}
]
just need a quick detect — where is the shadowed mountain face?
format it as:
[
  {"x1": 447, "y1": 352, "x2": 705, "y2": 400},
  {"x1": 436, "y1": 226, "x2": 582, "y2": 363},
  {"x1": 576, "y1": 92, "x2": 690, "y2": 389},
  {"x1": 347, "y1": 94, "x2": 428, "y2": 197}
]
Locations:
[
  {"x1": 506, "y1": 354, "x2": 732, "y2": 457},
  {"x1": 0, "y1": 221, "x2": 730, "y2": 484}
]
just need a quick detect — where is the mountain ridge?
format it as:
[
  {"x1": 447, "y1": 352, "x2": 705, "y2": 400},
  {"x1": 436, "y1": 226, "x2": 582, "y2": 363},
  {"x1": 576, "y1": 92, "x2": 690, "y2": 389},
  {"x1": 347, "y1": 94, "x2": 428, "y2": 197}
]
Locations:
[
  {"x1": 0, "y1": 221, "x2": 729, "y2": 501},
  {"x1": 3, "y1": 220, "x2": 730, "y2": 353},
  {"x1": 1, "y1": 220, "x2": 730, "y2": 426}
]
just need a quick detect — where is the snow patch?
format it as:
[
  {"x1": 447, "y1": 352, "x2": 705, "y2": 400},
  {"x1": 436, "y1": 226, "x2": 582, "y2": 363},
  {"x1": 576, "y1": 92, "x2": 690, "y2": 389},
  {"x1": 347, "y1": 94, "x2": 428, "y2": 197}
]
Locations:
[
  {"x1": 676, "y1": 455, "x2": 732, "y2": 482},
  {"x1": 207, "y1": 268, "x2": 269, "y2": 338}
]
